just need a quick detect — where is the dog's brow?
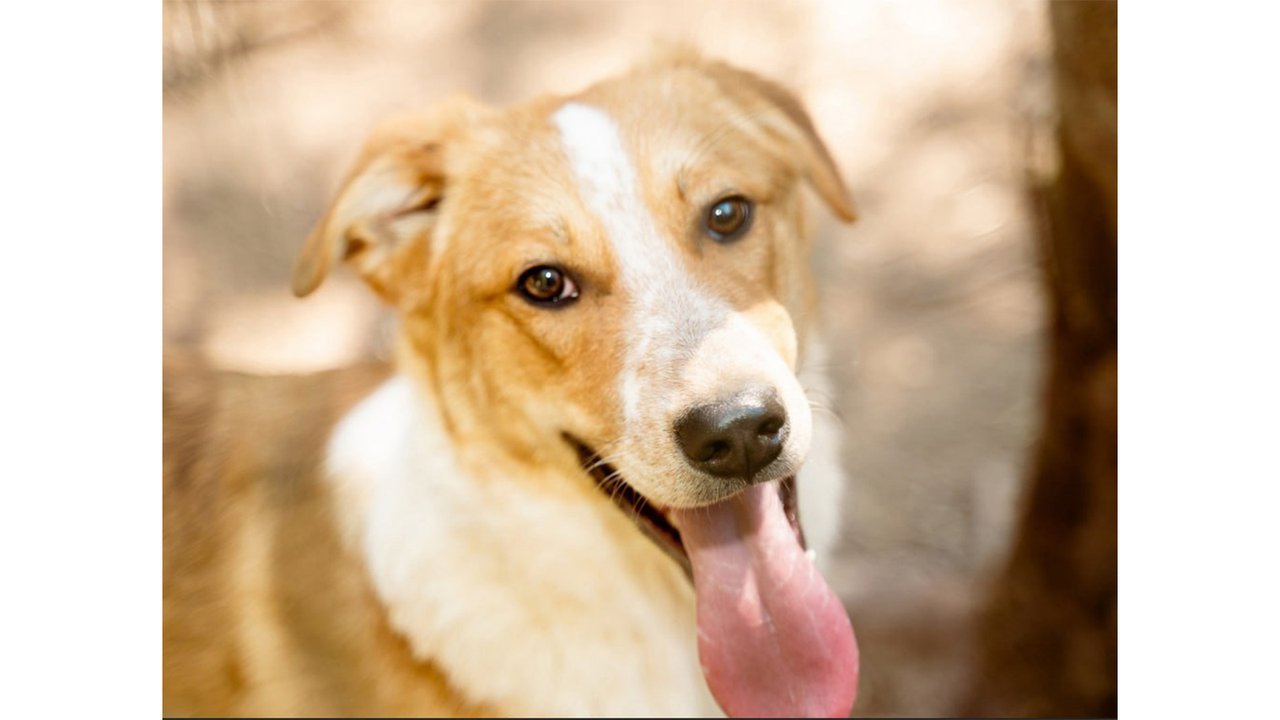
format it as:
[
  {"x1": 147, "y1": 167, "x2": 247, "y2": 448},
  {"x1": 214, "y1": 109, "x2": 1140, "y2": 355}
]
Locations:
[
  {"x1": 676, "y1": 107, "x2": 781, "y2": 186},
  {"x1": 550, "y1": 218, "x2": 571, "y2": 245},
  {"x1": 674, "y1": 168, "x2": 689, "y2": 201}
]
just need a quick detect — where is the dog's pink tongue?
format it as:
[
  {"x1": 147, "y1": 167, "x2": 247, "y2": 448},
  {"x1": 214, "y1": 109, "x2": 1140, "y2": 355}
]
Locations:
[{"x1": 672, "y1": 483, "x2": 858, "y2": 718}]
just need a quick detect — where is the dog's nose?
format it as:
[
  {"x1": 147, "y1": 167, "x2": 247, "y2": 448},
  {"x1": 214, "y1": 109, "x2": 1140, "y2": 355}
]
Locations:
[{"x1": 675, "y1": 388, "x2": 787, "y2": 481}]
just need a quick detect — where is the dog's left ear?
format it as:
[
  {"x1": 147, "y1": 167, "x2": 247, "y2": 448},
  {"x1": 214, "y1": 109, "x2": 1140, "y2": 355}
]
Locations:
[
  {"x1": 700, "y1": 61, "x2": 858, "y2": 223},
  {"x1": 292, "y1": 95, "x2": 490, "y2": 301}
]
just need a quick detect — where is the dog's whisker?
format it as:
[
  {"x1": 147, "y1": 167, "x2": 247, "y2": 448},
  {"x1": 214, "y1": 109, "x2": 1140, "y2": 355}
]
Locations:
[
  {"x1": 803, "y1": 389, "x2": 846, "y2": 425},
  {"x1": 808, "y1": 404, "x2": 844, "y2": 424}
]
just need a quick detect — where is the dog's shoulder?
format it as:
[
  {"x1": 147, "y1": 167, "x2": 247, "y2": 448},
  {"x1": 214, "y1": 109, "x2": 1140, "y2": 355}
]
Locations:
[{"x1": 163, "y1": 355, "x2": 406, "y2": 714}]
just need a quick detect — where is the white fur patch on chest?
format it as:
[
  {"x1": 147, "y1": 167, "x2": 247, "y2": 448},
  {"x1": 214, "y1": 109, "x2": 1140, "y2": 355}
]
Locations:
[{"x1": 326, "y1": 376, "x2": 720, "y2": 717}]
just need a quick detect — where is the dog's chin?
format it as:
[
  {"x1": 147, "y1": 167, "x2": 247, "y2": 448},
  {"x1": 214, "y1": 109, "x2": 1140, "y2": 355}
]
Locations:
[{"x1": 563, "y1": 434, "x2": 807, "y2": 580}]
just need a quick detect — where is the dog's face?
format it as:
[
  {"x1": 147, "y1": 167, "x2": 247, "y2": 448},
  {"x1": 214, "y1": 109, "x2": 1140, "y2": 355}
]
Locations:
[{"x1": 294, "y1": 57, "x2": 854, "y2": 510}]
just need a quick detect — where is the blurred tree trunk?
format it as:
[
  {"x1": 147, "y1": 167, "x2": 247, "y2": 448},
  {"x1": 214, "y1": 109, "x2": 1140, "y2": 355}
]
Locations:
[{"x1": 965, "y1": 1, "x2": 1117, "y2": 716}]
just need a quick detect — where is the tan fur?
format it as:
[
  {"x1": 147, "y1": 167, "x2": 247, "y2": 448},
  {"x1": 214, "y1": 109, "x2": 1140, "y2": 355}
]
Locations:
[
  {"x1": 163, "y1": 353, "x2": 495, "y2": 716},
  {"x1": 165, "y1": 52, "x2": 854, "y2": 717}
]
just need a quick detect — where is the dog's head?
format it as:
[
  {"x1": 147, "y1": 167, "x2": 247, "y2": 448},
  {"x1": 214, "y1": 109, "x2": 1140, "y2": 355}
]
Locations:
[
  {"x1": 295, "y1": 54, "x2": 859, "y2": 717},
  {"x1": 295, "y1": 55, "x2": 853, "y2": 508}
]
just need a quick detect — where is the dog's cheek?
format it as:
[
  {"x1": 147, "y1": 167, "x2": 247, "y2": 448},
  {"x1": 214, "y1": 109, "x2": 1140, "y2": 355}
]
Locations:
[{"x1": 565, "y1": 322, "x2": 630, "y2": 443}]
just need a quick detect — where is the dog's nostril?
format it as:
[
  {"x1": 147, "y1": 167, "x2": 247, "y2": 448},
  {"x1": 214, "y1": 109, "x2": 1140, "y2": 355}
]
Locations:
[
  {"x1": 674, "y1": 387, "x2": 788, "y2": 482},
  {"x1": 703, "y1": 440, "x2": 731, "y2": 463},
  {"x1": 757, "y1": 417, "x2": 783, "y2": 438}
]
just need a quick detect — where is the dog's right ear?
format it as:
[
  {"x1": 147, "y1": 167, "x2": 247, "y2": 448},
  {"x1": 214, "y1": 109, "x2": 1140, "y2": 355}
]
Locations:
[
  {"x1": 693, "y1": 59, "x2": 858, "y2": 224},
  {"x1": 292, "y1": 96, "x2": 490, "y2": 301}
]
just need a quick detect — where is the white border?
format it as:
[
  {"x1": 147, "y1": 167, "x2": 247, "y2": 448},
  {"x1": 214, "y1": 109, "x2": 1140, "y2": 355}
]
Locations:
[
  {"x1": 1, "y1": 1, "x2": 158, "y2": 717},
  {"x1": 1120, "y1": 2, "x2": 1280, "y2": 717}
]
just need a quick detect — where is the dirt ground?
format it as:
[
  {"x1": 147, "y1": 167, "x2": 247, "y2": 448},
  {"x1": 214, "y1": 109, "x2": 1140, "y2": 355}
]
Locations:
[{"x1": 163, "y1": 1, "x2": 1052, "y2": 714}]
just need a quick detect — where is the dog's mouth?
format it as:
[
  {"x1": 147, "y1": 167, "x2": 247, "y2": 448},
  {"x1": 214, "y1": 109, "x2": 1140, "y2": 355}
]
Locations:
[
  {"x1": 565, "y1": 432, "x2": 858, "y2": 717},
  {"x1": 566, "y1": 435, "x2": 806, "y2": 581}
]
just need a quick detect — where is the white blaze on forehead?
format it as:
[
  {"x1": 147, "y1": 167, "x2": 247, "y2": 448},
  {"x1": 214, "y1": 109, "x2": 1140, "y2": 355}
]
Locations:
[
  {"x1": 551, "y1": 102, "x2": 679, "y2": 285},
  {"x1": 552, "y1": 102, "x2": 727, "y2": 419}
]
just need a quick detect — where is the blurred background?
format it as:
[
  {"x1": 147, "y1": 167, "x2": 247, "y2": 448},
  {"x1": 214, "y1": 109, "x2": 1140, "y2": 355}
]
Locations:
[{"x1": 163, "y1": 1, "x2": 1116, "y2": 716}]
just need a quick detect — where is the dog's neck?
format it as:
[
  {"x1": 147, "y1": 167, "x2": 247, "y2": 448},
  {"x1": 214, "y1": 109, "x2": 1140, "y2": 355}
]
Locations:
[{"x1": 324, "y1": 365, "x2": 721, "y2": 717}]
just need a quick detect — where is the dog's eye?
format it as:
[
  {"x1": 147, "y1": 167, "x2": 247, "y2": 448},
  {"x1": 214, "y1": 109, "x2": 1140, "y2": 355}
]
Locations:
[
  {"x1": 704, "y1": 195, "x2": 754, "y2": 242},
  {"x1": 517, "y1": 265, "x2": 580, "y2": 306}
]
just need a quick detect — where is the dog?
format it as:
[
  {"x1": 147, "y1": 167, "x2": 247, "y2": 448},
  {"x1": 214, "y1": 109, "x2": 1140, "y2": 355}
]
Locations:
[{"x1": 163, "y1": 51, "x2": 859, "y2": 717}]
